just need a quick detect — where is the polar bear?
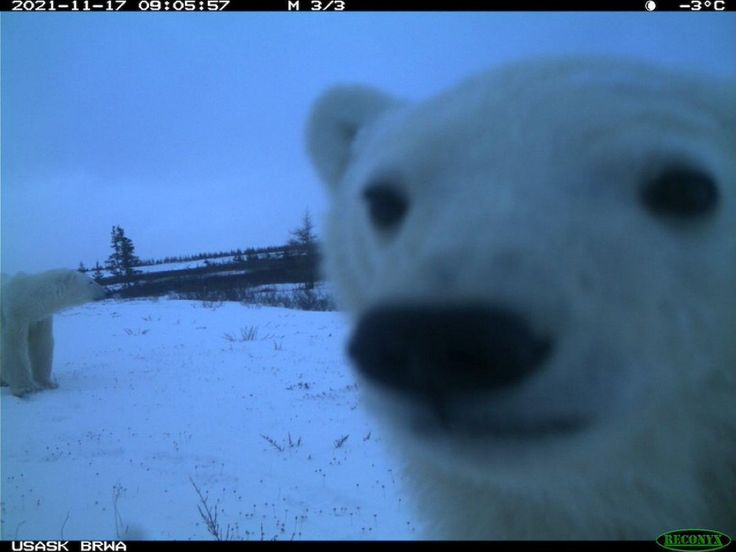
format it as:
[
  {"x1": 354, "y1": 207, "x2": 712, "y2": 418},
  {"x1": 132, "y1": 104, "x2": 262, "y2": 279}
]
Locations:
[
  {"x1": 306, "y1": 57, "x2": 736, "y2": 539},
  {"x1": 1, "y1": 269, "x2": 107, "y2": 397}
]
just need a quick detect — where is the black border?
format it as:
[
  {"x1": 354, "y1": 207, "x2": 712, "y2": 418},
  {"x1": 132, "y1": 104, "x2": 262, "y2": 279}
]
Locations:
[
  {"x1": 1, "y1": 0, "x2": 733, "y2": 12},
  {"x1": 0, "y1": 540, "x2": 665, "y2": 549}
]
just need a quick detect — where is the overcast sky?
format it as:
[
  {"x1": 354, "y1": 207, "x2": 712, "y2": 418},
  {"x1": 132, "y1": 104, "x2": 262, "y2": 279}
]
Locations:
[{"x1": 1, "y1": 12, "x2": 734, "y2": 274}]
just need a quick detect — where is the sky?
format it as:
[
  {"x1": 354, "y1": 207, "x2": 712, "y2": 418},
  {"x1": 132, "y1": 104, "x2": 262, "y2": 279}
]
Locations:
[{"x1": 1, "y1": 12, "x2": 735, "y2": 274}]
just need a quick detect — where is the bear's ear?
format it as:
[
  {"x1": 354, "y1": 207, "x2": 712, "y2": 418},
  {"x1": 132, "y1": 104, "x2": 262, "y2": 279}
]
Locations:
[{"x1": 306, "y1": 85, "x2": 398, "y2": 189}]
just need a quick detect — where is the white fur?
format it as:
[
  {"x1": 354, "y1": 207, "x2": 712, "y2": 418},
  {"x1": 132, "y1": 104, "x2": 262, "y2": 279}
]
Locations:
[
  {"x1": 307, "y1": 58, "x2": 735, "y2": 539},
  {"x1": 1, "y1": 269, "x2": 106, "y2": 396}
]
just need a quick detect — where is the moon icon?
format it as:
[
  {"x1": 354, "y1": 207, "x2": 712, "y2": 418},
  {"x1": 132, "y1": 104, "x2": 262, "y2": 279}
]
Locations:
[{"x1": 645, "y1": 0, "x2": 656, "y2": 9}]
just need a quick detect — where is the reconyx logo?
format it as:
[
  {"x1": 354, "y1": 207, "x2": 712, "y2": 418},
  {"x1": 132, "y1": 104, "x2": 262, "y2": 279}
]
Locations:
[{"x1": 657, "y1": 529, "x2": 732, "y2": 552}]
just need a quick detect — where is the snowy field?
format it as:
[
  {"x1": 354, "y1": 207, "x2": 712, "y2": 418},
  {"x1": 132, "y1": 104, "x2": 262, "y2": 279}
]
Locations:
[{"x1": 0, "y1": 299, "x2": 420, "y2": 540}]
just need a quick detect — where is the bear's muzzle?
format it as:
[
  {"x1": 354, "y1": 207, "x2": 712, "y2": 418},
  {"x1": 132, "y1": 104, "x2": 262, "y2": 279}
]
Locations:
[{"x1": 348, "y1": 304, "x2": 553, "y2": 401}]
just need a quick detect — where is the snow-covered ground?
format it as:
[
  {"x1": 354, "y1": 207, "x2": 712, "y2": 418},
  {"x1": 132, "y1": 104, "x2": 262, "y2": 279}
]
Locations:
[{"x1": 0, "y1": 299, "x2": 420, "y2": 540}]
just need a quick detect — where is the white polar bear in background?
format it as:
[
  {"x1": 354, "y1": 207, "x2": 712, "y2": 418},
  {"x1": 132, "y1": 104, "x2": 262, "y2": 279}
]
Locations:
[
  {"x1": 1, "y1": 269, "x2": 107, "y2": 397},
  {"x1": 307, "y1": 57, "x2": 735, "y2": 539}
]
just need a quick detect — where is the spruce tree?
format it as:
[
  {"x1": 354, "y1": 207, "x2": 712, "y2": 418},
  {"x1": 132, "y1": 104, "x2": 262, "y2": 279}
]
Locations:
[
  {"x1": 288, "y1": 210, "x2": 318, "y2": 290},
  {"x1": 93, "y1": 262, "x2": 104, "y2": 281},
  {"x1": 288, "y1": 210, "x2": 317, "y2": 253},
  {"x1": 106, "y1": 226, "x2": 141, "y2": 278}
]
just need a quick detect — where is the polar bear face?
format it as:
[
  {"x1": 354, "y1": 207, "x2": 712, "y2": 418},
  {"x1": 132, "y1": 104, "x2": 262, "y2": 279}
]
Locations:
[
  {"x1": 2, "y1": 269, "x2": 107, "y2": 323},
  {"x1": 308, "y1": 58, "x2": 735, "y2": 537},
  {"x1": 1, "y1": 269, "x2": 107, "y2": 396},
  {"x1": 41, "y1": 269, "x2": 107, "y2": 318},
  {"x1": 53, "y1": 269, "x2": 108, "y2": 306}
]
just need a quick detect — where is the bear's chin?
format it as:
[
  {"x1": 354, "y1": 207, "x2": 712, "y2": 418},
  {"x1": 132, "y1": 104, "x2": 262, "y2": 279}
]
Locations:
[
  {"x1": 410, "y1": 407, "x2": 588, "y2": 440},
  {"x1": 359, "y1": 380, "x2": 596, "y2": 451}
]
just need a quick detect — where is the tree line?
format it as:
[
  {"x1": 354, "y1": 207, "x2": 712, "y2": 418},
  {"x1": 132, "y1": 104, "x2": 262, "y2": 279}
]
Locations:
[{"x1": 78, "y1": 211, "x2": 320, "y2": 291}]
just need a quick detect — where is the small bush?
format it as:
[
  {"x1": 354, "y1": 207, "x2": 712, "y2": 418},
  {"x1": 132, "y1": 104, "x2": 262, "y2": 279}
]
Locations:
[
  {"x1": 224, "y1": 326, "x2": 259, "y2": 342},
  {"x1": 180, "y1": 284, "x2": 336, "y2": 312}
]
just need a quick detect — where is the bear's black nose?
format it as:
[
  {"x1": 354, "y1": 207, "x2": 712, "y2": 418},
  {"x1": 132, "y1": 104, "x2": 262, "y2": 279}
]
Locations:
[{"x1": 348, "y1": 305, "x2": 552, "y2": 398}]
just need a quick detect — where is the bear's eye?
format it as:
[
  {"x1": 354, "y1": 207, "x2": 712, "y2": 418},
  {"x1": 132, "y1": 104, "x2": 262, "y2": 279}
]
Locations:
[
  {"x1": 363, "y1": 184, "x2": 408, "y2": 230},
  {"x1": 640, "y1": 166, "x2": 719, "y2": 219}
]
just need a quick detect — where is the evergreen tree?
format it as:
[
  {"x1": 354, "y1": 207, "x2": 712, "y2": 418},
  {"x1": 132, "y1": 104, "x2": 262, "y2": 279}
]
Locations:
[
  {"x1": 93, "y1": 262, "x2": 104, "y2": 281},
  {"x1": 288, "y1": 210, "x2": 318, "y2": 290},
  {"x1": 288, "y1": 210, "x2": 317, "y2": 253},
  {"x1": 106, "y1": 226, "x2": 141, "y2": 278},
  {"x1": 118, "y1": 231, "x2": 141, "y2": 277},
  {"x1": 105, "y1": 226, "x2": 122, "y2": 275}
]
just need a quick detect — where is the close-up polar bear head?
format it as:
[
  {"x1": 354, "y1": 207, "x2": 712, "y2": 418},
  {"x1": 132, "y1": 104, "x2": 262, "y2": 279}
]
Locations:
[{"x1": 307, "y1": 58, "x2": 735, "y2": 539}]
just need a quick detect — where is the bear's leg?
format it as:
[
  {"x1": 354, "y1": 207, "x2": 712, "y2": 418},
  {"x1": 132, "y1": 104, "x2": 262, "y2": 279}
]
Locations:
[
  {"x1": 29, "y1": 317, "x2": 57, "y2": 389},
  {"x1": 1, "y1": 320, "x2": 38, "y2": 396}
]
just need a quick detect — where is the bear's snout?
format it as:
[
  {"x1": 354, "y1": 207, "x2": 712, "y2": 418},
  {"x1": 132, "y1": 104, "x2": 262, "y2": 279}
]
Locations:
[{"x1": 348, "y1": 305, "x2": 552, "y2": 398}]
